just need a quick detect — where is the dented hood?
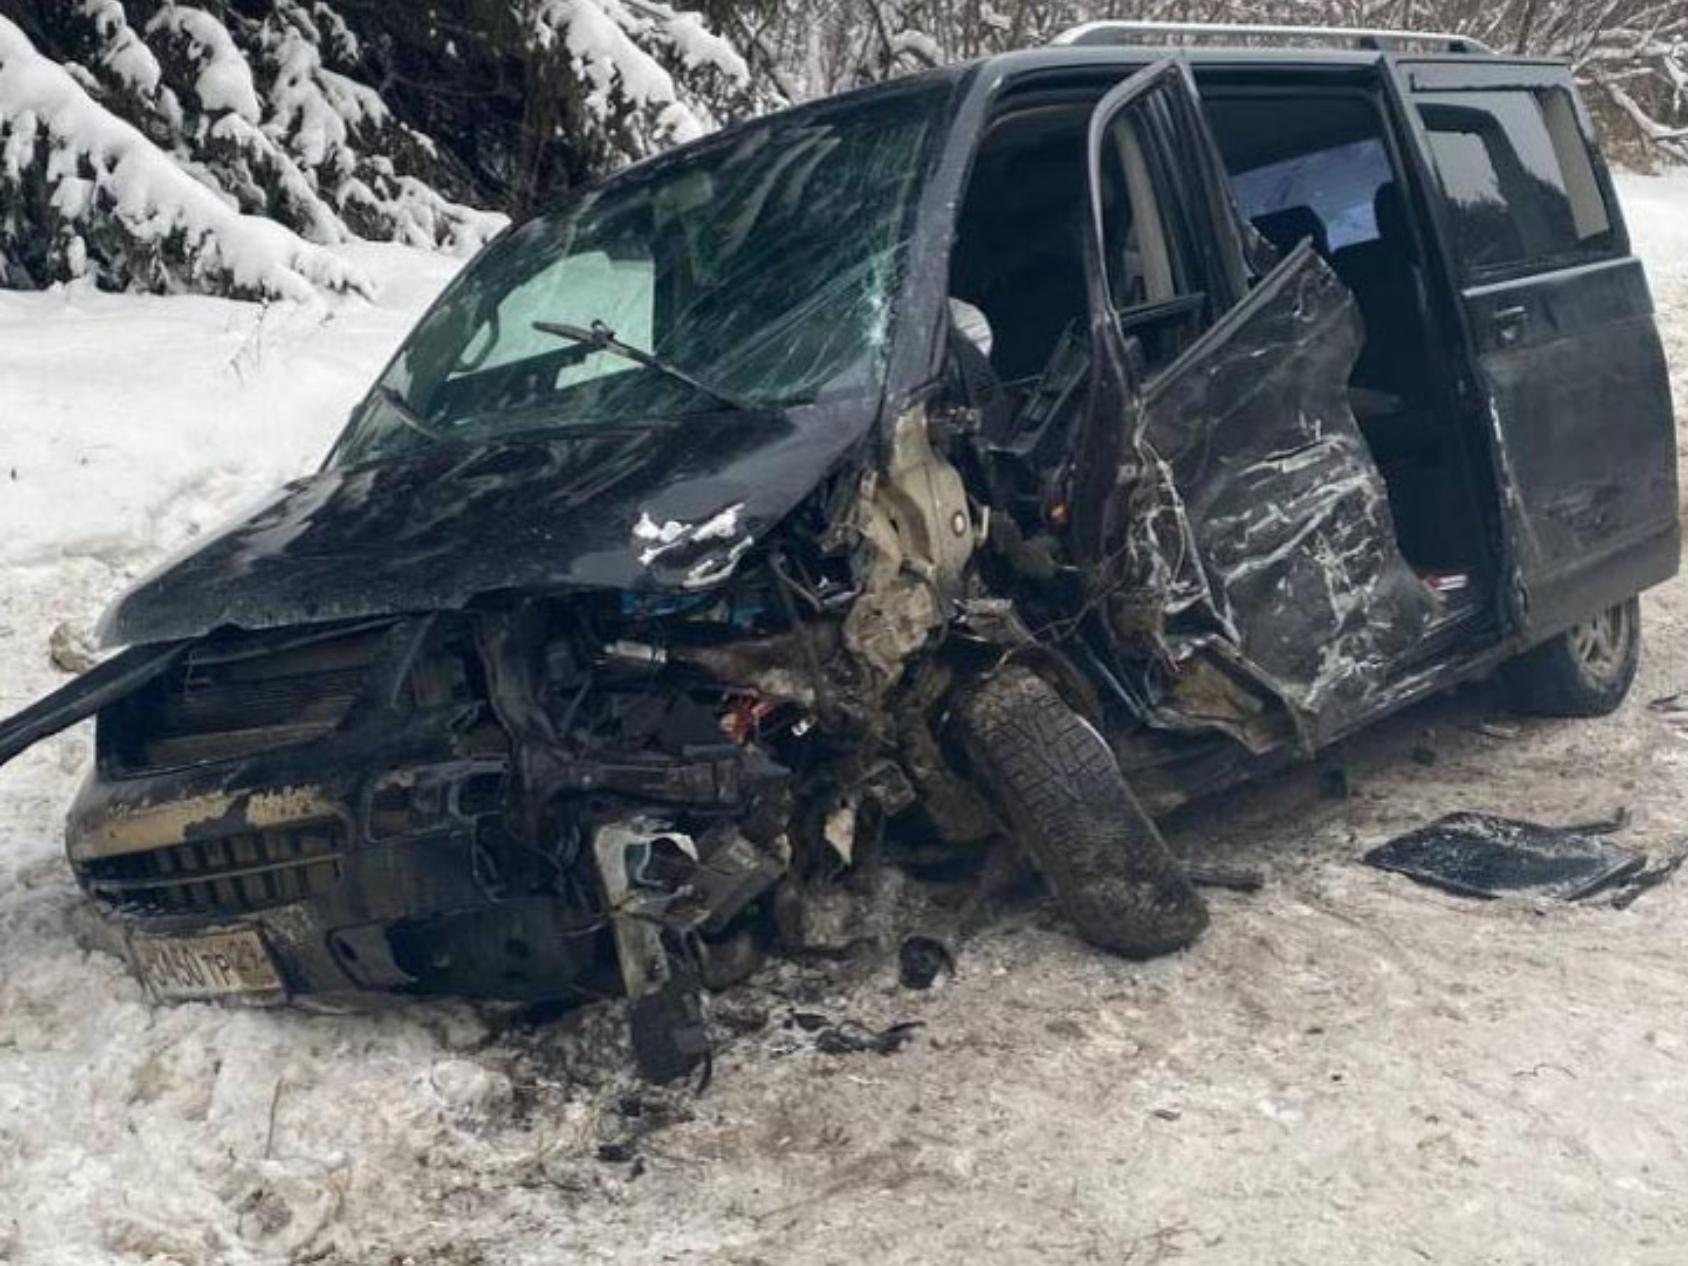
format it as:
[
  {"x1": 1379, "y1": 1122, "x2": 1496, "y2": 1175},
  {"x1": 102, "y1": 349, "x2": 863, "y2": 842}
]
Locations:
[{"x1": 99, "y1": 400, "x2": 872, "y2": 647}]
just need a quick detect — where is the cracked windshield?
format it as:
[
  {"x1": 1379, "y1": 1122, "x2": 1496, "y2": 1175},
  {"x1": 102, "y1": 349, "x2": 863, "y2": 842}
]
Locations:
[{"x1": 337, "y1": 81, "x2": 947, "y2": 465}]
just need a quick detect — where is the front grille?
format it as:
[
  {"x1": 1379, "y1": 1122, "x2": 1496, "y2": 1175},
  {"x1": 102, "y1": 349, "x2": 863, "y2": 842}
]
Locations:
[
  {"x1": 108, "y1": 621, "x2": 390, "y2": 774},
  {"x1": 81, "y1": 820, "x2": 345, "y2": 916}
]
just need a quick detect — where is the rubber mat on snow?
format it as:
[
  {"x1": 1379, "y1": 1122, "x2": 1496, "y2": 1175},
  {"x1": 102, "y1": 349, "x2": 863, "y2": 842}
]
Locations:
[{"x1": 1364, "y1": 812, "x2": 1645, "y2": 901}]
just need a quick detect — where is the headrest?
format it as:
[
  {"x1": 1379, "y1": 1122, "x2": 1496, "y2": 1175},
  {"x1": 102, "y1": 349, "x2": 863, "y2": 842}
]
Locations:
[{"x1": 1373, "y1": 182, "x2": 1408, "y2": 243}]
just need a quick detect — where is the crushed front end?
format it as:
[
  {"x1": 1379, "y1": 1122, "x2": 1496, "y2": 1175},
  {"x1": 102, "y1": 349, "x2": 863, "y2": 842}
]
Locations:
[
  {"x1": 64, "y1": 604, "x2": 786, "y2": 1009},
  {"x1": 61, "y1": 485, "x2": 961, "y2": 1041}
]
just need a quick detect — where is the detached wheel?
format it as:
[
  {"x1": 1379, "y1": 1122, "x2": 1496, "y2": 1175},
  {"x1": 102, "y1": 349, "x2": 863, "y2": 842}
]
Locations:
[
  {"x1": 1501, "y1": 596, "x2": 1641, "y2": 718},
  {"x1": 953, "y1": 666, "x2": 1207, "y2": 958}
]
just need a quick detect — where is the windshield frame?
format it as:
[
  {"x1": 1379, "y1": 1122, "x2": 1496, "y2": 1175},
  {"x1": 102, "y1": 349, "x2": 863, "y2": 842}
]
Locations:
[{"x1": 328, "y1": 72, "x2": 969, "y2": 470}]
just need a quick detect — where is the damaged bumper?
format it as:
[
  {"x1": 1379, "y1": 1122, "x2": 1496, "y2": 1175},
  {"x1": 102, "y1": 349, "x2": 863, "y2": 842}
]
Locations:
[{"x1": 67, "y1": 732, "x2": 610, "y2": 1004}]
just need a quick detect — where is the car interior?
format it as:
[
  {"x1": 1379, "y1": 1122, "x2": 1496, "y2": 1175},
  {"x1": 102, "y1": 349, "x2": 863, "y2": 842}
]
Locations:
[{"x1": 948, "y1": 78, "x2": 1498, "y2": 656}]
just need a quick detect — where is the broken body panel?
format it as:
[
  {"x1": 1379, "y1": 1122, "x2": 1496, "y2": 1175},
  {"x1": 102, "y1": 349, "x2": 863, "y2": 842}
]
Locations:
[{"x1": 1, "y1": 44, "x2": 1675, "y2": 1032}]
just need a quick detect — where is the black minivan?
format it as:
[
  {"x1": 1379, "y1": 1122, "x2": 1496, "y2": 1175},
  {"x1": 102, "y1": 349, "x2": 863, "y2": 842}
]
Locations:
[{"x1": 1, "y1": 23, "x2": 1676, "y2": 1029}]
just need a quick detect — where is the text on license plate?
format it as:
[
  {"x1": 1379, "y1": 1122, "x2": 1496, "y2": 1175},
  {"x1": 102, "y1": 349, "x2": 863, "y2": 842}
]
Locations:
[{"x1": 132, "y1": 928, "x2": 284, "y2": 1001}]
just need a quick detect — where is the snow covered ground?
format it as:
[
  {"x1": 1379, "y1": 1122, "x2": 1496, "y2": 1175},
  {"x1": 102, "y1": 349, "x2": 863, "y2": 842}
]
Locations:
[{"x1": 1, "y1": 172, "x2": 1686, "y2": 1265}]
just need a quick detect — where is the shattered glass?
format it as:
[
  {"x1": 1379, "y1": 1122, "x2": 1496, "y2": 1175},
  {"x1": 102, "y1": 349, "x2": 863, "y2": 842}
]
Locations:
[{"x1": 337, "y1": 81, "x2": 948, "y2": 465}]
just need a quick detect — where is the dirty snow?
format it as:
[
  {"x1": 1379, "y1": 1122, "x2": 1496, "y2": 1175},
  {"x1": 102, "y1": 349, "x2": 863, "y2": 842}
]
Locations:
[{"x1": 0, "y1": 171, "x2": 1686, "y2": 1265}]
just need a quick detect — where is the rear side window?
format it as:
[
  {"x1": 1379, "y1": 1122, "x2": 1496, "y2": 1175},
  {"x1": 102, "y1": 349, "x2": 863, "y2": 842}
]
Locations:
[{"x1": 1417, "y1": 88, "x2": 1615, "y2": 278}]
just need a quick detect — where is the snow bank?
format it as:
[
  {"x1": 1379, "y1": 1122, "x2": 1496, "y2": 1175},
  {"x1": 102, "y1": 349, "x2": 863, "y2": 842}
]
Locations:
[
  {"x1": 0, "y1": 242, "x2": 459, "y2": 575},
  {"x1": 0, "y1": 15, "x2": 368, "y2": 302}
]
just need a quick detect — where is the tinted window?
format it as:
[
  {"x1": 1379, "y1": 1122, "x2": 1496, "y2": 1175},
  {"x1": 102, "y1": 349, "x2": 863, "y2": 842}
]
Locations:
[{"x1": 1417, "y1": 89, "x2": 1614, "y2": 277}]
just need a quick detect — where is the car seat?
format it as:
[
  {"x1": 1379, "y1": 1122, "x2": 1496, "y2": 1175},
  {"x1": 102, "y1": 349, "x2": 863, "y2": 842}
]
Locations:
[
  {"x1": 1250, "y1": 205, "x2": 1330, "y2": 260},
  {"x1": 1331, "y1": 182, "x2": 1432, "y2": 405}
]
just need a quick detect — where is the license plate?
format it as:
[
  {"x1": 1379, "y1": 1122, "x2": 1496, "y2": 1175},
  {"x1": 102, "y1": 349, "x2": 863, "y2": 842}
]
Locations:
[{"x1": 132, "y1": 928, "x2": 284, "y2": 1001}]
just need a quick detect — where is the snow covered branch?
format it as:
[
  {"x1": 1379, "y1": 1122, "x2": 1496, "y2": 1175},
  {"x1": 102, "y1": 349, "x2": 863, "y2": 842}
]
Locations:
[
  {"x1": 0, "y1": 12, "x2": 368, "y2": 300},
  {"x1": 526, "y1": 0, "x2": 757, "y2": 151},
  {"x1": 0, "y1": 0, "x2": 768, "y2": 299}
]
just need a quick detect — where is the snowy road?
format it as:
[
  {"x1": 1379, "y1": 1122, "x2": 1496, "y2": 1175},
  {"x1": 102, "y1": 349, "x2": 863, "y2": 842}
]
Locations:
[{"x1": 1, "y1": 175, "x2": 1686, "y2": 1266}]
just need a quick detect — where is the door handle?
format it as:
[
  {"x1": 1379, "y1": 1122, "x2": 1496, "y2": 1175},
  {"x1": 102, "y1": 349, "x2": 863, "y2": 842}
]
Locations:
[{"x1": 1493, "y1": 304, "x2": 1530, "y2": 347}]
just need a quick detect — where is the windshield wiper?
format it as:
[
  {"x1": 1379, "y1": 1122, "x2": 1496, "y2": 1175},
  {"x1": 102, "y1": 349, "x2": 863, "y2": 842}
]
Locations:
[
  {"x1": 374, "y1": 385, "x2": 448, "y2": 441},
  {"x1": 531, "y1": 319, "x2": 754, "y2": 414}
]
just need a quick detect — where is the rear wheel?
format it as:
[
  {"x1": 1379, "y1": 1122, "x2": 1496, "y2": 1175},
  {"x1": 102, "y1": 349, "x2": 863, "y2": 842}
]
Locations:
[
  {"x1": 1501, "y1": 596, "x2": 1641, "y2": 717},
  {"x1": 953, "y1": 666, "x2": 1207, "y2": 958}
]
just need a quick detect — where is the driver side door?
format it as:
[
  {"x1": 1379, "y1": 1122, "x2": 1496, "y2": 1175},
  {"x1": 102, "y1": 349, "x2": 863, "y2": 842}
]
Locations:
[{"x1": 1075, "y1": 62, "x2": 1436, "y2": 747}]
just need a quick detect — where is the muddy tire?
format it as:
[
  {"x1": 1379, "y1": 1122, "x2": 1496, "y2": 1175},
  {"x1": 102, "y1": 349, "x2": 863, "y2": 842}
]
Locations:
[
  {"x1": 953, "y1": 666, "x2": 1208, "y2": 958},
  {"x1": 1501, "y1": 596, "x2": 1641, "y2": 718}
]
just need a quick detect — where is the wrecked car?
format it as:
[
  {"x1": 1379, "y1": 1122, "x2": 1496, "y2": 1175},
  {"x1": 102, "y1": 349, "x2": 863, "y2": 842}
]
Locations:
[{"x1": 1, "y1": 25, "x2": 1677, "y2": 1044}]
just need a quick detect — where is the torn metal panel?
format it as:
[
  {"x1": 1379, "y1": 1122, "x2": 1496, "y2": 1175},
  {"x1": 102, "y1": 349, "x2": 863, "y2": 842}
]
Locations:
[
  {"x1": 71, "y1": 784, "x2": 346, "y2": 860},
  {"x1": 1364, "y1": 813, "x2": 1646, "y2": 901},
  {"x1": 592, "y1": 818, "x2": 680, "y2": 999},
  {"x1": 839, "y1": 403, "x2": 980, "y2": 686},
  {"x1": 1134, "y1": 245, "x2": 1436, "y2": 742}
]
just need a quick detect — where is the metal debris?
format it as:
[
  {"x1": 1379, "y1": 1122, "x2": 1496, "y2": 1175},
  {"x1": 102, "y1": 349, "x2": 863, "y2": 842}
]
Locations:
[
  {"x1": 1183, "y1": 861, "x2": 1265, "y2": 893},
  {"x1": 1610, "y1": 846, "x2": 1688, "y2": 909},
  {"x1": 627, "y1": 976, "x2": 710, "y2": 1085},
  {"x1": 1557, "y1": 807, "x2": 1631, "y2": 836},
  {"x1": 812, "y1": 1019, "x2": 924, "y2": 1056}
]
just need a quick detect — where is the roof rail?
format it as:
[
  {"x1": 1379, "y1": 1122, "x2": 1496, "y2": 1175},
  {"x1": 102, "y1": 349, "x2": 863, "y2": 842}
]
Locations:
[{"x1": 1051, "y1": 20, "x2": 1492, "y2": 55}]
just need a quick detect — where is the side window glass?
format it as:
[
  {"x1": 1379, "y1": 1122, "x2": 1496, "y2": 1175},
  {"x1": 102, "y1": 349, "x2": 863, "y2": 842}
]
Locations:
[
  {"x1": 1204, "y1": 93, "x2": 1398, "y2": 256},
  {"x1": 1417, "y1": 89, "x2": 1615, "y2": 277},
  {"x1": 1095, "y1": 105, "x2": 1203, "y2": 374},
  {"x1": 1538, "y1": 88, "x2": 1612, "y2": 243}
]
